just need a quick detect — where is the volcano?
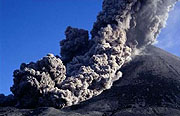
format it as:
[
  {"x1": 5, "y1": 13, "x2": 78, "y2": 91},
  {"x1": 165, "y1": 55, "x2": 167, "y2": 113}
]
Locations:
[{"x1": 1, "y1": 45, "x2": 180, "y2": 116}]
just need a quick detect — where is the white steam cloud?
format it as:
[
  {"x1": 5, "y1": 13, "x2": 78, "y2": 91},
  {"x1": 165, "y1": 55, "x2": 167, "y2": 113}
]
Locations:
[
  {"x1": 156, "y1": 2, "x2": 180, "y2": 50},
  {"x1": 11, "y1": 0, "x2": 179, "y2": 108}
]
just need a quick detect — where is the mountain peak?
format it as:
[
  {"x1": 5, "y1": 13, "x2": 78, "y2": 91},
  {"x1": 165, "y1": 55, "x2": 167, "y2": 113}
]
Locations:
[{"x1": 1, "y1": 46, "x2": 179, "y2": 116}]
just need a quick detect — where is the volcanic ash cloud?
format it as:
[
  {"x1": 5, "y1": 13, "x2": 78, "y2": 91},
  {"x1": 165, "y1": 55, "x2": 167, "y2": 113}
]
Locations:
[{"x1": 11, "y1": 0, "x2": 179, "y2": 108}]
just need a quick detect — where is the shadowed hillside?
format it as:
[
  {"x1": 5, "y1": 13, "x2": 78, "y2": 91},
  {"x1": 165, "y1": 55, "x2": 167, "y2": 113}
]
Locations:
[{"x1": 1, "y1": 45, "x2": 180, "y2": 116}]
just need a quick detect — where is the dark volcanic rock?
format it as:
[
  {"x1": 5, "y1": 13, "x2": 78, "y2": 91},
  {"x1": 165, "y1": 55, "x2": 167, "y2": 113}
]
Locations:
[
  {"x1": 1, "y1": 45, "x2": 180, "y2": 116},
  {"x1": 0, "y1": 94, "x2": 16, "y2": 107},
  {"x1": 65, "y1": 45, "x2": 180, "y2": 115}
]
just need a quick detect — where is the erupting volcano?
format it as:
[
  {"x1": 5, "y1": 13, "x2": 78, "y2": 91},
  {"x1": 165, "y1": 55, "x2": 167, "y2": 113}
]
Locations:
[{"x1": 1, "y1": 0, "x2": 180, "y2": 116}]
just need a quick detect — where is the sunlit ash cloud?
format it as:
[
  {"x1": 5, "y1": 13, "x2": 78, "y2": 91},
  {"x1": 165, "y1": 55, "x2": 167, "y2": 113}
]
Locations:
[
  {"x1": 156, "y1": 3, "x2": 180, "y2": 53},
  {"x1": 11, "y1": 0, "x2": 179, "y2": 108}
]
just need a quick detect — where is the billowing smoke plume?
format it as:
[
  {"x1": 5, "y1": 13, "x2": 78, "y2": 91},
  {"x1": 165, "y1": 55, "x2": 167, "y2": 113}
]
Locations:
[{"x1": 11, "y1": 0, "x2": 179, "y2": 108}]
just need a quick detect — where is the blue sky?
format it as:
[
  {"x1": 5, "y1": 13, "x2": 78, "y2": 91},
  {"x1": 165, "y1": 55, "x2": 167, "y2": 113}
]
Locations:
[
  {"x1": 0, "y1": 0, "x2": 180, "y2": 95},
  {"x1": 156, "y1": 2, "x2": 180, "y2": 56}
]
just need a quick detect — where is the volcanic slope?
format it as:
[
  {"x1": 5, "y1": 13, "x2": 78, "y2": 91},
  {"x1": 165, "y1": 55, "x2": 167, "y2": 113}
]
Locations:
[{"x1": 1, "y1": 45, "x2": 180, "y2": 116}]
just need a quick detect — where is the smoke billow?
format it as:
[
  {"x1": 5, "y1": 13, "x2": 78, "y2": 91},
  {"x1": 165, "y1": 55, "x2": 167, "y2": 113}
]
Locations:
[{"x1": 11, "y1": 0, "x2": 179, "y2": 108}]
